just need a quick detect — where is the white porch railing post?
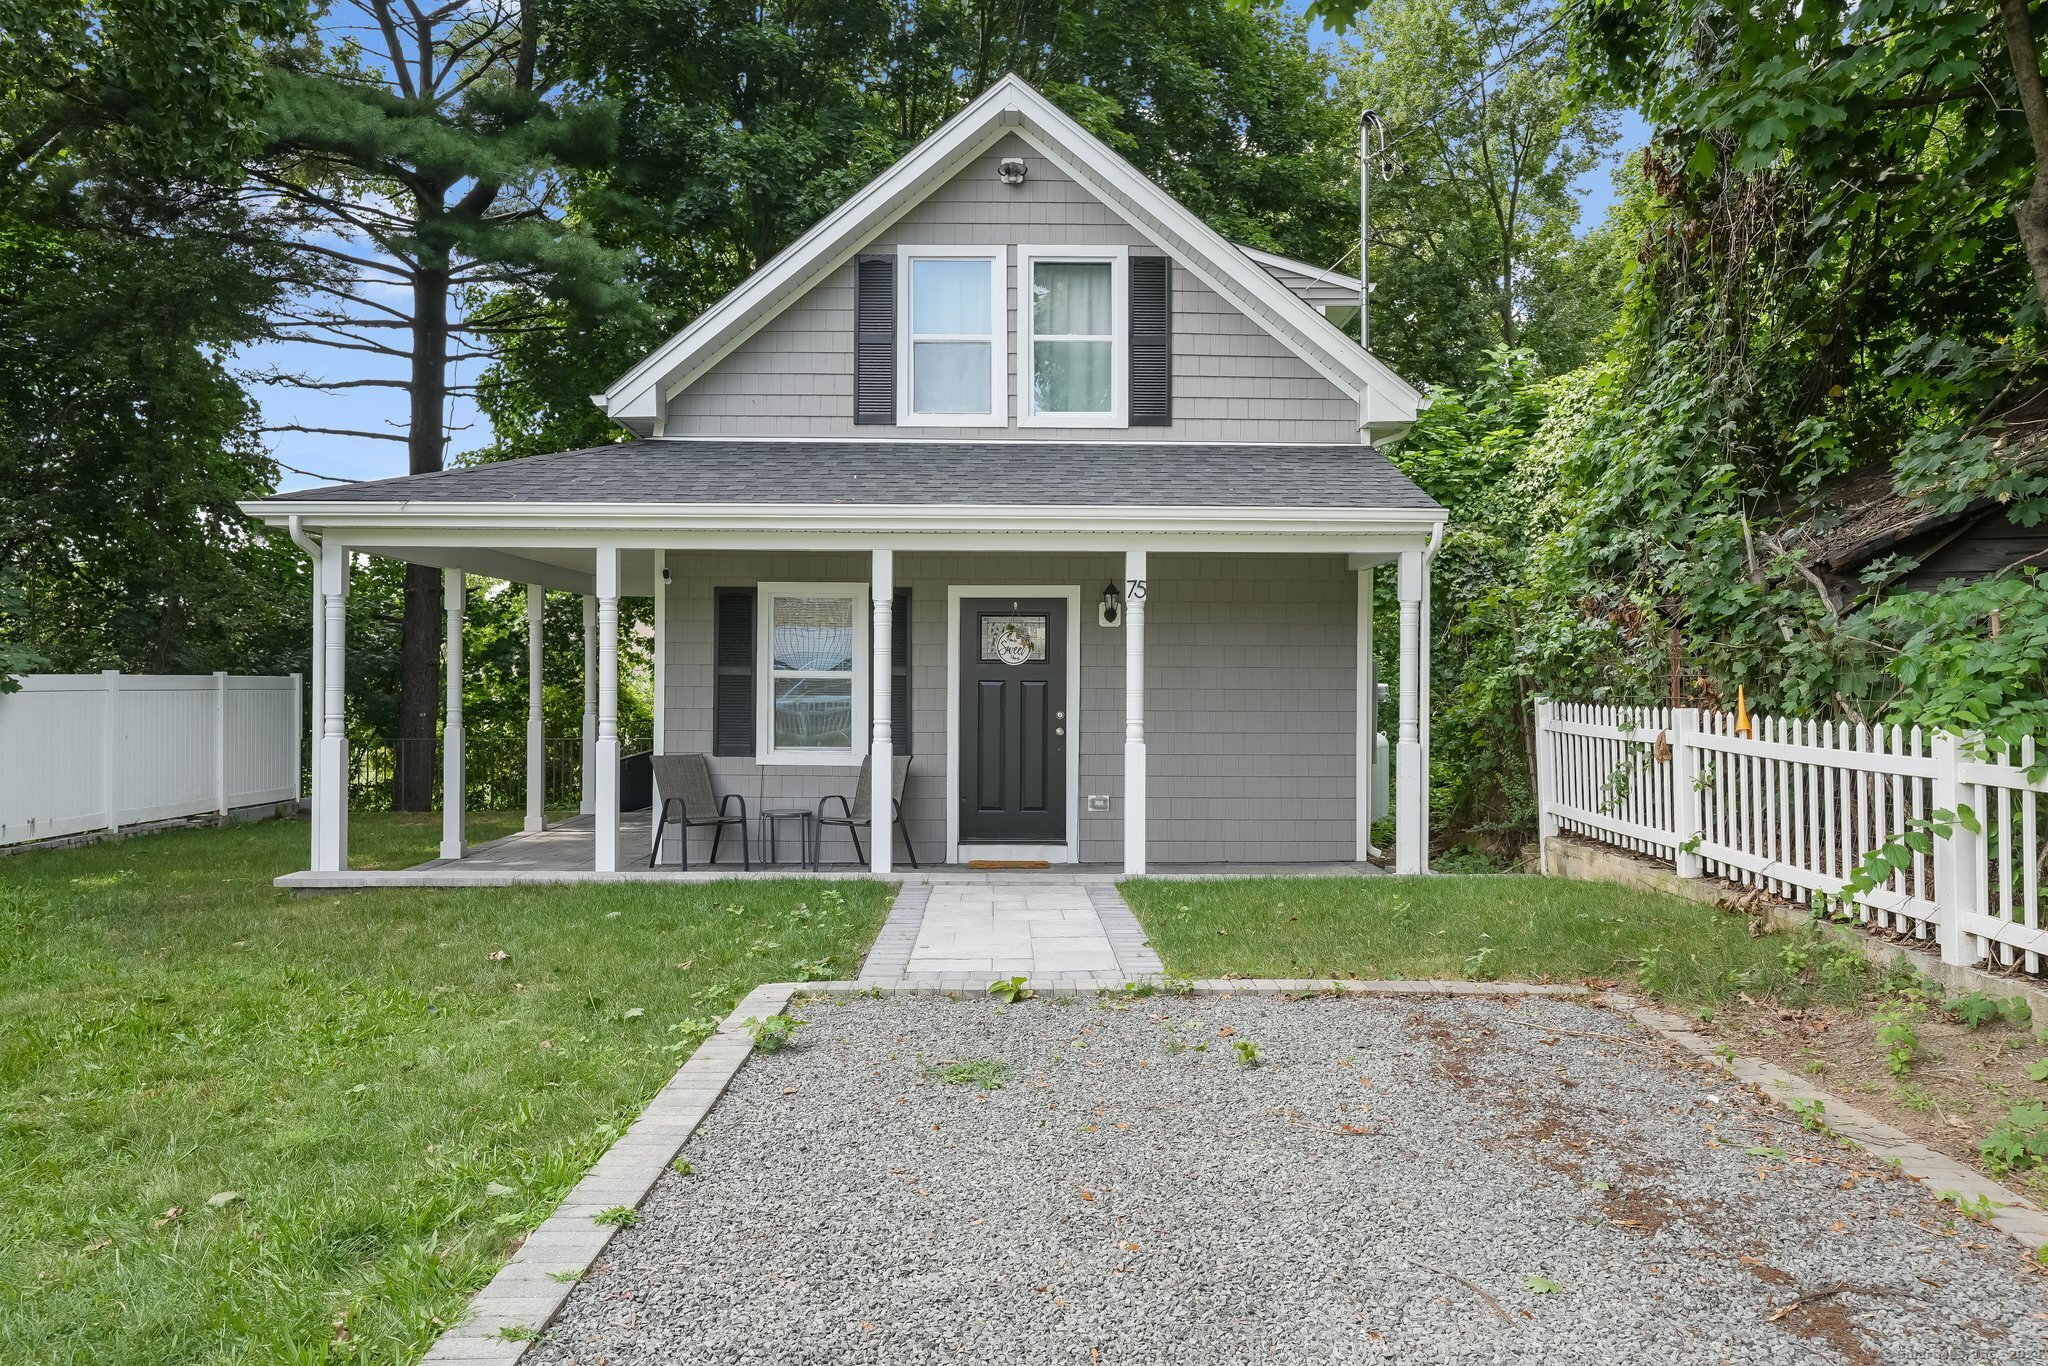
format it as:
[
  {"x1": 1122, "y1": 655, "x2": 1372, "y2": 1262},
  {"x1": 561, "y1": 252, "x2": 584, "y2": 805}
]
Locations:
[
  {"x1": 1533, "y1": 696, "x2": 1558, "y2": 872},
  {"x1": 870, "y1": 548, "x2": 894, "y2": 877},
  {"x1": 1394, "y1": 550, "x2": 1426, "y2": 874},
  {"x1": 1672, "y1": 707, "x2": 1703, "y2": 879},
  {"x1": 101, "y1": 669, "x2": 120, "y2": 834},
  {"x1": 315, "y1": 548, "x2": 350, "y2": 871},
  {"x1": 1931, "y1": 730, "x2": 1975, "y2": 966},
  {"x1": 525, "y1": 583, "x2": 546, "y2": 834},
  {"x1": 214, "y1": 671, "x2": 230, "y2": 821},
  {"x1": 580, "y1": 595, "x2": 597, "y2": 817},
  {"x1": 440, "y1": 568, "x2": 466, "y2": 861},
  {"x1": 594, "y1": 549, "x2": 621, "y2": 873},
  {"x1": 1123, "y1": 549, "x2": 1148, "y2": 876},
  {"x1": 652, "y1": 550, "x2": 667, "y2": 757}
]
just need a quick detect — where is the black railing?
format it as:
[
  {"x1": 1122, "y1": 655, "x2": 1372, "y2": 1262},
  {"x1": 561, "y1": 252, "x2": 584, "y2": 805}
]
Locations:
[{"x1": 347, "y1": 734, "x2": 648, "y2": 812}]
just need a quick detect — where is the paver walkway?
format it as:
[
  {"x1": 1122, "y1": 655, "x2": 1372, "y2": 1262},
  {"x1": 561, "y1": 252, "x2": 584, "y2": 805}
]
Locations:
[{"x1": 859, "y1": 879, "x2": 1162, "y2": 989}]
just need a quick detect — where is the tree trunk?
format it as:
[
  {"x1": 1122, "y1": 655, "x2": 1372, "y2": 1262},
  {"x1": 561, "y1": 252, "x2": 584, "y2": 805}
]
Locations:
[
  {"x1": 392, "y1": 260, "x2": 451, "y2": 811},
  {"x1": 1999, "y1": 0, "x2": 2048, "y2": 317}
]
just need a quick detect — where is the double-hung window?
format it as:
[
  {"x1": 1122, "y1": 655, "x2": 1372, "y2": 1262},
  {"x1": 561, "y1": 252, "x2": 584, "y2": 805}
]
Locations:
[
  {"x1": 1019, "y1": 246, "x2": 1127, "y2": 427},
  {"x1": 897, "y1": 247, "x2": 1007, "y2": 425},
  {"x1": 757, "y1": 582, "x2": 869, "y2": 766}
]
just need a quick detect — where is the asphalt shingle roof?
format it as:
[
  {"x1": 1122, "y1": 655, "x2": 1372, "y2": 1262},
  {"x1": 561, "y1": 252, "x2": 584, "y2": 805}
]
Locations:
[{"x1": 264, "y1": 440, "x2": 1441, "y2": 512}]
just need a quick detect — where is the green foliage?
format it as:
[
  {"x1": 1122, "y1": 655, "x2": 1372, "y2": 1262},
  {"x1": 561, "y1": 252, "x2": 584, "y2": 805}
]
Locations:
[
  {"x1": 1874, "y1": 1001, "x2": 1923, "y2": 1079},
  {"x1": 1935, "y1": 1189, "x2": 2002, "y2": 1223},
  {"x1": 1875, "y1": 576, "x2": 2048, "y2": 751},
  {"x1": 592, "y1": 1205, "x2": 638, "y2": 1226},
  {"x1": 1983, "y1": 1103, "x2": 2048, "y2": 1175},
  {"x1": 1231, "y1": 1037, "x2": 1263, "y2": 1066},
  {"x1": 742, "y1": 1015, "x2": 801, "y2": 1053},
  {"x1": 1953, "y1": 992, "x2": 2005, "y2": 1031},
  {"x1": 987, "y1": 976, "x2": 1035, "y2": 1004},
  {"x1": 928, "y1": 1059, "x2": 1011, "y2": 1090}
]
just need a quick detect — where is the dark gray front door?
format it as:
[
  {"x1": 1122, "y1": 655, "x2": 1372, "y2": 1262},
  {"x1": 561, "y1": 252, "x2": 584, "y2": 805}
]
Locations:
[{"x1": 958, "y1": 597, "x2": 1066, "y2": 844}]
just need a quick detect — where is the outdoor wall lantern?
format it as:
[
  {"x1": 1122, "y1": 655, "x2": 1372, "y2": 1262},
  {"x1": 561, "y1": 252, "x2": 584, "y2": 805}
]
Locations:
[{"x1": 1098, "y1": 582, "x2": 1123, "y2": 628}]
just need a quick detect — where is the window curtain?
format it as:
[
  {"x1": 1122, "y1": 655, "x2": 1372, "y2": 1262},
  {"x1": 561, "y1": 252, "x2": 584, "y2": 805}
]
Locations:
[{"x1": 1032, "y1": 261, "x2": 1112, "y2": 413}]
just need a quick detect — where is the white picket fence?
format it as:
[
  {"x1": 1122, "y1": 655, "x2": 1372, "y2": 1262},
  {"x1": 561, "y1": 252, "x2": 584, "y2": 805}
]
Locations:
[
  {"x1": 1536, "y1": 699, "x2": 2047, "y2": 975},
  {"x1": 0, "y1": 672, "x2": 302, "y2": 847}
]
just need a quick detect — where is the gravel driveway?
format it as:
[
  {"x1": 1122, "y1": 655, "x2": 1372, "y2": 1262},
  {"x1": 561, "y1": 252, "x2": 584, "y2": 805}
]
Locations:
[{"x1": 528, "y1": 992, "x2": 2048, "y2": 1364}]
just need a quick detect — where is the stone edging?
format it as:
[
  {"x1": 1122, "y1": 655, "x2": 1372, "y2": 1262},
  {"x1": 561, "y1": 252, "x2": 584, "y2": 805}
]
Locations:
[
  {"x1": 419, "y1": 982, "x2": 795, "y2": 1364},
  {"x1": 1608, "y1": 990, "x2": 2048, "y2": 1254},
  {"x1": 421, "y1": 976, "x2": 2047, "y2": 1361}
]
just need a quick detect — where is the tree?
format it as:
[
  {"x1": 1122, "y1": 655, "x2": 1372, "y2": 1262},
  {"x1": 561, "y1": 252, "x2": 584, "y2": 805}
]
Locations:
[
  {"x1": 249, "y1": 0, "x2": 628, "y2": 808},
  {"x1": 1338, "y1": 0, "x2": 1621, "y2": 384}
]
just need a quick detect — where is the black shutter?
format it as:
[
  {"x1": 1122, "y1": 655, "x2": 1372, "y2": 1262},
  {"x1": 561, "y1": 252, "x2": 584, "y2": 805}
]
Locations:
[
  {"x1": 713, "y1": 587, "x2": 755, "y2": 756},
  {"x1": 1129, "y1": 255, "x2": 1172, "y2": 426},
  {"x1": 854, "y1": 254, "x2": 896, "y2": 425},
  {"x1": 891, "y1": 587, "x2": 911, "y2": 756}
]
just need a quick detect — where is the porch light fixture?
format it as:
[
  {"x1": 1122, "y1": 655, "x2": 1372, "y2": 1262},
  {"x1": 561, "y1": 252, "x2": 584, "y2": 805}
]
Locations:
[
  {"x1": 660, "y1": 565, "x2": 672, "y2": 585},
  {"x1": 1098, "y1": 582, "x2": 1122, "y2": 628},
  {"x1": 998, "y1": 156, "x2": 1028, "y2": 186}
]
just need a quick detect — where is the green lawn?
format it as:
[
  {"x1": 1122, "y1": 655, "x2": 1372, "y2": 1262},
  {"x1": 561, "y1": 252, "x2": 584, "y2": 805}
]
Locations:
[
  {"x1": 1121, "y1": 874, "x2": 1872, "y2": 1008},
  {"x1": 0, "y1": 814, "x2": 890, "y2": 1365}
]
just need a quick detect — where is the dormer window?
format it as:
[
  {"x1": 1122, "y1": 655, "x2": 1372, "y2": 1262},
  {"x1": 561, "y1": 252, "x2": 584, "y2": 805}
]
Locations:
[
  {"x1": 897, "y1": 247, "x2": 1007, "y2": 426},
  {"x1": 1020, "y1": 246, "x2": 1127, "y2": 427}
]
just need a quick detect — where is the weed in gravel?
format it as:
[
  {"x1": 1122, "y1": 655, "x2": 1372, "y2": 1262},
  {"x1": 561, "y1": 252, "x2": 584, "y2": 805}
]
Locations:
[
  {"x1": 987, "y1": 976, "x2": 1035, "y2": 1004},
  {"x1": 1788, "y1": 1097, "x2": 1833, "y2": 1136},
  {"x1": 1232, "y1": 1038, "x2": 1263, "y2": 1066},
  {"x1": 672, "y1": 1158, "x2": 694, "y2": 1176},
  {"x1": 498, "y1": 1325, "x2": 540, "y2": 1342},
  {"x1": 593, "y1": 1206, "x2": 638, "y2": 1227},
  {"x1": 1983, "y1": 1103, "x2": 2048, "y2": 1175},
  {"x1": 1936, "y1": 1189, "x2": 2002, "y2": 1223},
  {"x1": 1523, "y1": 1275, "x2": 1564, "y2": 1294},
  {"x1": 928, "y1": 1059, "x2": 1011, "y2": 1090},
  {"x1": 743, "y1": 1016, "x2": 802, "y2": 1052}
]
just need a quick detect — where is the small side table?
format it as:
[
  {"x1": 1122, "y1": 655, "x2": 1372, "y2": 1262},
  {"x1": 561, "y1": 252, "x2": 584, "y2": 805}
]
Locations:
[{"x1": 760, "y1": 807, "x2": 815, "y2": 869}]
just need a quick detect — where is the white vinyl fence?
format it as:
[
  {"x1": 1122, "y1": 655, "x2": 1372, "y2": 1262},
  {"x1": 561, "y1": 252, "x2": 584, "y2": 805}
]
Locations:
[
  {"x1": 1536, "y1": 700, "x2": 2047, "y2": 975},
  {"x1": 0, "y1": 672, "x2": 301, "y2": 847}
]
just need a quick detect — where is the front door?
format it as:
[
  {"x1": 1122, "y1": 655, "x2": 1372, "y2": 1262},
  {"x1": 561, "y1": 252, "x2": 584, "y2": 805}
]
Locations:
[{"x1": 958, "y1": 597, "x2": 1066, "y2": 844}]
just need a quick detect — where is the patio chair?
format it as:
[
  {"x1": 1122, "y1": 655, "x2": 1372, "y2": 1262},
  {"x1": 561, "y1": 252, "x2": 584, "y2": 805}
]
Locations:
[
  {"x1": 816, "y1": 754, "x2": 917, "y2": 869},
  {"x1": 648, "y1": 753, "x2": 749, "y2": 870}
]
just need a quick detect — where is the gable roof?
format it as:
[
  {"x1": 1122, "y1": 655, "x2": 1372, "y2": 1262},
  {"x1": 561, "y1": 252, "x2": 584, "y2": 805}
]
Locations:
[
  {"x1": 1239, "y1": 245, "x2": 1365, "y2": 311},
  {"x1": 595, "y1": 74, "x2": 1424, "y2": 441}
]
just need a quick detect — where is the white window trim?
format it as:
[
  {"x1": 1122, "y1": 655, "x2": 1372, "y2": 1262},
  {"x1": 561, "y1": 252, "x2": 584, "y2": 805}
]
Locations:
[
  {"x1": 1017, "y1": 245, "x2": 1127, "y2": 429},
  {"x1": 896, "y1": 245, "x2": 1008, "y2": 428},
  {"x1": 756, "y1": 580, "x2": 870, "y2": 767}
]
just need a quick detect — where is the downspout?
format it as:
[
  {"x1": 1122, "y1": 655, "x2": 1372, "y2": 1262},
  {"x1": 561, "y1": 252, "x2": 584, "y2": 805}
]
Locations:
[{"x1": 287, "y1": 515, "x2": 323, "y2": 815}]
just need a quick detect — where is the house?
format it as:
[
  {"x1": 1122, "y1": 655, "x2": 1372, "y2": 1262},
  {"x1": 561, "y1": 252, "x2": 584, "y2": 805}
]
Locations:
[
  {"x1": 245, "y1": 74, "x2": 1444, "y2": 884},
  {"x1": 1788, "y1": 464, "x2": 2048, "y2": 608}
]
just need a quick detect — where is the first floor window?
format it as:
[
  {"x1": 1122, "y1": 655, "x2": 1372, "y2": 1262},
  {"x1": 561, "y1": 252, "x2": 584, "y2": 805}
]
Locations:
[{"x1": 758, "y1": 583, "x2": 869, "y2": 764}]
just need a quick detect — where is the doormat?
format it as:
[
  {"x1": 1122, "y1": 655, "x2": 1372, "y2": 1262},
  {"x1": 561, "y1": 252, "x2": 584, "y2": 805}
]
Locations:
[{"x1": 967, "y1": 859, "x2": 1052, "y2": 870}]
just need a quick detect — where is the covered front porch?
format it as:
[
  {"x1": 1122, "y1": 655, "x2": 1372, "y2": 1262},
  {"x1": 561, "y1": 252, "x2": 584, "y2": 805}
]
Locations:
[{"x1": 250, "y1": 441, "x2": 1444, "y2": 885}]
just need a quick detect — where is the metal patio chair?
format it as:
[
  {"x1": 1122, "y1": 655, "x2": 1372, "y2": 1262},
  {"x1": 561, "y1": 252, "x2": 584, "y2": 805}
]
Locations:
[
  {"x1": 816, "y1": 754, "x2": 917, "y2": 869},
  {"x1": 648, "y1": 753, "x2": 750, "y2": 870}
]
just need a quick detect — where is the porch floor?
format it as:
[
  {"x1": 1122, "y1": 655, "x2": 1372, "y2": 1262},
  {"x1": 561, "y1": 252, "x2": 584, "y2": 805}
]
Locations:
[{"x1": 273, "y1": 814, "x2": 1384, "y2": 889}]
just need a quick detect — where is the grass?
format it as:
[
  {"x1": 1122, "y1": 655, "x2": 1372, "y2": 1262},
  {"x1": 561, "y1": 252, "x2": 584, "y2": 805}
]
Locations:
[
  {"x1": 1120, "y1": 875, "x2": 1873, "y2": 1009},
  {"x1": 0, "y1": 813, "x2": 889, "y2": 1364}
]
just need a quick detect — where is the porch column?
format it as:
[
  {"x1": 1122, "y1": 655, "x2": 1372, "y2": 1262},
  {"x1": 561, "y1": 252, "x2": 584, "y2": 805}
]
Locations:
[
  {"x1": 1394, "y1": 549, "x2": 1428, "y2": 874},
  {"x1": 1123, "y1": 549, "x2": 1147, "y2": 876},
  {"x1": 314, "y1": 544, "x2": 350, "y2": 872},
  {"x1": 652, "y1": 550, "x2": 667, "y2": 755},
  {"x1": 594, "y1": 548, "x2": 621, "y2": 873},
  {"x1": 1356, "y1": 565, "x2": 1376, "y2": 862},
  {"x1": 579, "y1": 595, "x2": 597, "y2": 816},
  {"x1": 304, "y1": 535, "x2": 326, "y2": 864},
  {"x1": 525, "y1": 583, "x2": 546, "y2": 833},
  {"x1": 870, "y1": 548, "x2": 895, "y2": 876},
  {"x1": 440, "y1": 568, "x2": 466, "y2": 861}
]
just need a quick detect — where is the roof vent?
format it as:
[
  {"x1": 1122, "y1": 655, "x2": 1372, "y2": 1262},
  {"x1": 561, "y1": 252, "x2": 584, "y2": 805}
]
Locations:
[{"x1": 997, "y1": 156, "x2": 1028, "y2": 186}]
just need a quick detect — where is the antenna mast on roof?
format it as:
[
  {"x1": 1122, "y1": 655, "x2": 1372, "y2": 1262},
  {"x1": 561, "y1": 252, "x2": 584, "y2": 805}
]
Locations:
[{"x1": 1359, "y1": 108, "x2": 1383, "y2": 352}]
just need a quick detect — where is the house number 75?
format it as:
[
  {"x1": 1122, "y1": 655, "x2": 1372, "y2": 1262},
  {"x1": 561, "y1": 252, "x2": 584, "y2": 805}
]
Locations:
[{"x1": 1125, "y1": 578, "x2": 1147, "y2": 601}]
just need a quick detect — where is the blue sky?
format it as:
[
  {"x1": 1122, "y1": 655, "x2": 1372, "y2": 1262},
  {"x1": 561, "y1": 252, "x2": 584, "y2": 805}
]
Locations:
[{"x1": 259, "y1": 45, "x2": 1650, "y2": 494}]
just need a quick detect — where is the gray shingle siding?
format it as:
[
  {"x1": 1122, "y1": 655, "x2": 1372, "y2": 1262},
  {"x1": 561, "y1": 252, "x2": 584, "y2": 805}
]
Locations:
[
  {"x1": 664, "y1": 135, "x2": 1360, "y2": 443},
  {"x1": 656, "y1": 550, "x2": 1366, "y2": 866}
]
